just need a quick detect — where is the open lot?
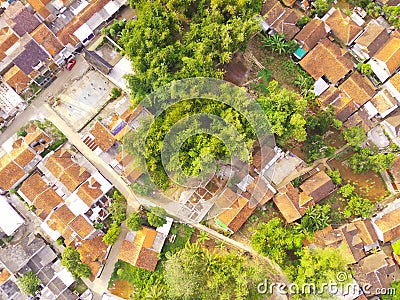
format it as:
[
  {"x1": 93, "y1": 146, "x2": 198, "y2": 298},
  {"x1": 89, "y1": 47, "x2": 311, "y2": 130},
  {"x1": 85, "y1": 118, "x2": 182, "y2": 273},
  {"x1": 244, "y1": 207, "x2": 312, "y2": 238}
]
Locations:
[{"x1": 53, "y1": 70, "x2": 116, "y2": 131}]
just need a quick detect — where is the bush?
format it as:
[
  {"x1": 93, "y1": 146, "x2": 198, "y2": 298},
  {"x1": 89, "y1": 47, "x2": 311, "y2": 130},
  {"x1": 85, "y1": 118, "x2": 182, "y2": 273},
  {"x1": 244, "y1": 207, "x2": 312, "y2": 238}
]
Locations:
[
  {"x1": 111, "y1": 87, "x2": 122, "y2": 99},
  {"x1": 103, "y1": 224, "x2": 121, "y2": 245},
  {"x1": 17, "y1": 271, "x2": 41, "y2": 295},
  {"x1": 126, "y1": 212, "x2": 143, "y2": 231},
  {"x1": 327, "y1": 170, "x2": 342, "y2": 185},
  {"x1": 297, "y1": 16, "x2": 310, "y2": 29},
  {"x1": 357, "y1": 63, "x2": 373, "y2": 75},
  {"x1": 147, "y1": 207, "x2": 167, "y2": 227}
]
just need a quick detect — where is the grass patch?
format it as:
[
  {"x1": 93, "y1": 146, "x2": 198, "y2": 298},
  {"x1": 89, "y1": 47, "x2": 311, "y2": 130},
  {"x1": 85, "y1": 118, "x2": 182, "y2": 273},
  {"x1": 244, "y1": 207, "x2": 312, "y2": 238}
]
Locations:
[{"x1": 159, "y1": 223, "x2": 194, "y2": 259}]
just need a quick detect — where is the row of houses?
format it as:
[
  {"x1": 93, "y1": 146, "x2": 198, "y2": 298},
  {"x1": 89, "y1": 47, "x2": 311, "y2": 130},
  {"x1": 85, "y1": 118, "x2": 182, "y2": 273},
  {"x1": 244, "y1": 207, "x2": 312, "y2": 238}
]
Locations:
[
  {"x1": 0, "y1": 122, "x2": 114, "y2": 280},
  {"x1": 0, "y1": 0, "x2": 127, "y2": 126},
  {"x1": 261, "y1": 1, "x2": 400, "y2": 148},
  {"x1": 0, "y1": 234, "x2": 78, "y2": 300}
]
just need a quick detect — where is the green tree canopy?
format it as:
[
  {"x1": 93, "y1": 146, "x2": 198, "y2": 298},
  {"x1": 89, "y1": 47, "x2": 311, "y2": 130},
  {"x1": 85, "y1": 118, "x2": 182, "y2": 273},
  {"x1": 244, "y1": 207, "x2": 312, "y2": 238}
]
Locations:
[
  {"x1": 299, "y1": 204, "x2": 331, "y2": 233},
  {"x1": 147, "y1": 207, "x2": 167, "y2": 227},
  {"x1": 163, "y1": 242, "x2": 269, "y2": 299},
  {"x1": 126, "y1": 212, "x2": 144, "y2": 231},
  {"x1": 343, "y1": 195, "x2": 374, "y2": 219},
  {"x1": 103, "y1": 224, "x2": 121, "y2": 245},
  {"x1": 257, "y1": 80, "x2": 307, "y2": 143},
  {"x1": 251, "y1": 218, "x2": 304, "y2": 265},
  {"x1": 294, "y1": 246, "x2": 351, "y2": 297},
  {"x1": 343, "y1": 127, "x2": 366, "y2": 148},
  {"x1": 61, "y1": 247, "x2": 92, "y2": 279},
  {"x1": 17, "y1": 271, "x2": 41, "y2": 295}
]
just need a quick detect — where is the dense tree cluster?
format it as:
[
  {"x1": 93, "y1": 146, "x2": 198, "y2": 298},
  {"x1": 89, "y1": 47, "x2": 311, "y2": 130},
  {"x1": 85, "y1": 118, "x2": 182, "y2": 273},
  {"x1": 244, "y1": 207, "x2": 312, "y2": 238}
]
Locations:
[
  {"x1": 251, "y1": 217, "x2": 351, "y2": 298},
  {"x1": 163, "y1": 242, "x2": 269, "y2": 299},
  {"x1": 118, "y1": 0, "x2": 263, "y2": 106}
]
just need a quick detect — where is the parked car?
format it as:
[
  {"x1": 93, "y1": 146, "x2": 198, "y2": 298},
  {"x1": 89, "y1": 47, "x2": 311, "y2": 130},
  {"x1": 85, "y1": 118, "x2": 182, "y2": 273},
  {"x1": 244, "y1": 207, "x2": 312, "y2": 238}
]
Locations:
[{"x1": 66, "y1": 59, "x2": 76, "y2": 71}]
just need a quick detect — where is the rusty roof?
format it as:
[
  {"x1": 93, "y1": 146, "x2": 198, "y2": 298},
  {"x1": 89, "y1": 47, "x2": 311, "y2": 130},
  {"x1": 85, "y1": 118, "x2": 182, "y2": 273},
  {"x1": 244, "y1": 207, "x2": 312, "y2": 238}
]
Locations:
[
  {"x1": 295, "y1": 18, "x2": 328, "y2": 52},
  {"x1": 339, "y1": 72, "x2": 376, "y2": 106},
  {"x1": 68, "y1": 215, "x2": 94, "y2": 239},
  {"x1": 264, "y1": 2, "x2": 300, "y2": 40},
  {"x1": 300, "y1": 38, "x2": 353, "y2": 84},
  {"x1": 325, "y1": 8, "x2": 362, "y2": 44},
  {"x1": 46, "y1": 148, "x2": 90, "y2": 191},
  {"x1": 391, "y1": 156, "x2": 400, "y2": 186},
  {"x1": 355, "y1": 20, "x2": 390, "y2": 57},
  {"x1": 388, "y1": 72, "x2": 400, "y2": 94},
  {"x1": 56, "y1": 0, "x2": 110, "y2": 46},
  {"x1": 118, "y1": 227, "x2": 159, "y2": 271},
  {"x1": 77, "y1": 232, "x2": 108, "y2": 276},
  {"x1": 34, "y1": 188, "x2": 64, "y2": 220},
  {"x1": 0, "y1": 26, "x2": 18, "y2": 53},
  {"x1": 24, "y1": 124, "x2": 52, "y2": 153},
  {"x1": 31, "y1": 23, "x2": 64, "y2": 57},
  {"x1": 19, "y1": 172, "x2": 48, "y2": 203},
  {"x1": 299, "y1": 170, "x2": 335, "y2": 203},
  {"x1": 89, "y1": 122, "x2": 116, "y2": 152},
  {"x1": 216, "y1": 197, "x2": 256, "y2": 232},
  {"x1": 374, "y1": 32, "x2": 400, "y2": 74},
  {"x1": 76, "y1": 180, "x2": 103, "y2": 207},
  {"x1": 273, "y1": 183, "x2": 305, "y2": 223},
  {"x1": 47, "y1": 204, "x2": 75, "y2": 234},
  {"x1": 3, "y1": 65, "x2": 30, "y2": 93}
]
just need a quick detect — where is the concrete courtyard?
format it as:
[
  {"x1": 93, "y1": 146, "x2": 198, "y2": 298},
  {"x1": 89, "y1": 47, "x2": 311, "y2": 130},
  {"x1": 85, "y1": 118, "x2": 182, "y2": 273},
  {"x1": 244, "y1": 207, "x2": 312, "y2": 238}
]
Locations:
[{"x1": 54, "y1": 69, "x2": 116, "y2": 131}]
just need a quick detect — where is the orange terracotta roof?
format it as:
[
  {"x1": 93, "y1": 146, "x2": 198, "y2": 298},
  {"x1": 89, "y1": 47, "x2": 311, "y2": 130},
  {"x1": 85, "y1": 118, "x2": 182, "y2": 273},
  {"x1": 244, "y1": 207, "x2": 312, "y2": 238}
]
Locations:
[
  {"x1": 325, "y1": 9, "x2": 362, "y2": 44},
  {"x1": 3, "y1": 65, "x2": 30, "y2": 93},
  {"x1": 24, "y1": 124, "x2": 52, "y2": 153},
  {"x1": 31, "y1": 23, "x2": 64, "y2": 57},
  {"x1": 216, "y1": 197, "x2": 256, "y2": 232},
  {"x1": 19, "y1": 172, "x2": 48, "y2": 203},
  {"x1": 388, "y1": 72, "x2": 400, "y2": 93},
  {"x1": 299, "y1": 171, "x2": 335, "y2": 203},
  {"x1": 273, "y1": 183, "x2": 304, "y2": 223},
  {"x1": 68, "y1": 215, "x2": 94, "y2": 239},
  {"x1": 34, "y1": 188, "x2": 64, "y2": 220},
  {"x1": 26, "y1": 0, "x2": 51, "y2": 19},
  {"x1": 339, "y1": 72, "x2": 376, "y2": 106},
  {"x1": 46, "y1": 148, "x2": 90, "y2": 191},
  {"x1": 0, "y1": 27, "x2": 18, "y2": 53},
  {"x1": 374, "y1": 32, "x2": 400, "y2": 74},
  {"x1": 77, "y1": 232, "x2": 108, "y2": 276},
  {"x1": 0, "y1": 159, "x2": 24, "y2": 190},
  {"x1": 47, "y1": 204, "x2": 75, "y2": 234},
  {"x1": 118, "y1": 227, "x2": 159, "y2": 271},
  {"x1": 0, "y1": 269, "x2": 11, "y2": 285},
  {"x1": 355, "y1": 21, "x2": 390, "y2": 57},
  {"x1": 300, "y1": 39, "x2": 353, "y2": 84},
  {"x1": 89, "y1": 122, "x2": 116, "y2": 152},
  {"x1": 76, "y1": 180, "x2": 103, "y2": 207}
]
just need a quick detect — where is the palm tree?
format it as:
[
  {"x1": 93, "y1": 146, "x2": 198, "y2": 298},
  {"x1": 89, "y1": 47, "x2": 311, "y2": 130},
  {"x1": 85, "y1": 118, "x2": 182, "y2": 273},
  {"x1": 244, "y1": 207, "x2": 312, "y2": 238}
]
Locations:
[
  {"x1": 197, "y1": 231, "x2": 210, "y2": 244},
  {"x1": 202, "y1": 249, "x2": 219, "y2": 272}
]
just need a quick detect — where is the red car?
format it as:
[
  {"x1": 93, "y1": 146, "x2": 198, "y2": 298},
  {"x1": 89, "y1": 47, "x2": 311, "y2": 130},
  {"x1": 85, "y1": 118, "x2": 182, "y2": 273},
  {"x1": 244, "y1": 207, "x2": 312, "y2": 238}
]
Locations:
[{"x1": 66, "y1": 59, "x2": 76, "y2": 71}]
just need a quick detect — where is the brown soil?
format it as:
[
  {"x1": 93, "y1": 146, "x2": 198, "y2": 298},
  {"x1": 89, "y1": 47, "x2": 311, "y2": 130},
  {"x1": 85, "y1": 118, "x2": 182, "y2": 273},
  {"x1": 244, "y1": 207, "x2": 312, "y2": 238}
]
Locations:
[{"x1": 328, "y1": 156, "x2": 388, "y2": 201}]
